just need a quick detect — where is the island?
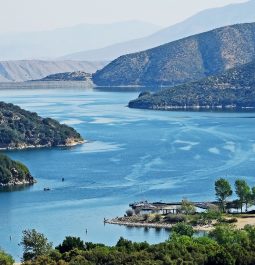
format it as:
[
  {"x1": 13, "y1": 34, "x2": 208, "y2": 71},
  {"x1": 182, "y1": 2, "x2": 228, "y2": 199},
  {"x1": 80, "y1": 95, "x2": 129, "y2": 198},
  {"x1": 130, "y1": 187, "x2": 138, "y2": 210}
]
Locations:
[
  {"x1": 0, "y1": 153, "x2": 36, "y2": 187},
  {"x1": 35, "y1": 71, "x2": 93, "y2": 84},
  {"x1": 0, "y1": 101, "x2": 84, "y2": 150},
  {"x1": 128, "y1": 59, "x2": 255, "y2": 111}
]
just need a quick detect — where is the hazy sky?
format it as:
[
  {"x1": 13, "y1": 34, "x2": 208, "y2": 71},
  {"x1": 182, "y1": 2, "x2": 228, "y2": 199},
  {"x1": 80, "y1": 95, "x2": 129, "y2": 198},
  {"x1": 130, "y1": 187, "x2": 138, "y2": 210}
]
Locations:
[{"x1": 0, "y1": 0, "x2": 248, "y2": 33}]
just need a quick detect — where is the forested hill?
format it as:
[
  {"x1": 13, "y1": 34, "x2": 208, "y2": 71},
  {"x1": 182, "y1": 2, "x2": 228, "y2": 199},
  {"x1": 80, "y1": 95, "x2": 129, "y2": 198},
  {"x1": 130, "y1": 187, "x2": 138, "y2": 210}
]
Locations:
[
  {"x1": 0, "y1": 102, "x2": 84, "y2": 149},
  {"x1": 0, "y1": 154, "x2": 35, "y2": 186},
  {"x1": 128, "y1": 60, "x2": 255, "y2": 111},
  {"x1": 93, "y1": 22, "x2": 255, "y2": 87},
  {"x1": 38, "y1": 71, "x2": 92, "y2": 83}
]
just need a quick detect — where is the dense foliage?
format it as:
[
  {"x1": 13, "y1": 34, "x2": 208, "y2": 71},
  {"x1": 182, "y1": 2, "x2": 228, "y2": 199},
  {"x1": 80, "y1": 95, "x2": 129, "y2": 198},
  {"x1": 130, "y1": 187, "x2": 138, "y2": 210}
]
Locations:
[
  {"x1": 0, "y1": 102, "x2": 83, "y2": 149},
  {"x1": 20, "y1": 224, "x2": 255, "y2": 265},
  {"x1": 0, "y1": 250, "x2": 15, "y2": 265},
  {"x1": 129, "y1": 59, "x2": 255, "y2": 110},
  {"x1": 20, "y1": 229, "x2": 53, "y2": 261},
  {"x1": 0, "y1": 153, "x2": 34, "y2": 185}
]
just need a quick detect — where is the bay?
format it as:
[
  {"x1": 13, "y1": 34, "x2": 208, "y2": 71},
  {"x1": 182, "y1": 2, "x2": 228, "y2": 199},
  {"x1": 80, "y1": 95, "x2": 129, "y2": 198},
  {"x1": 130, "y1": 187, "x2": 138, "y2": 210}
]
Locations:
[{"x1": 0, "y1": 82, "x2": 254, "y2": 260}]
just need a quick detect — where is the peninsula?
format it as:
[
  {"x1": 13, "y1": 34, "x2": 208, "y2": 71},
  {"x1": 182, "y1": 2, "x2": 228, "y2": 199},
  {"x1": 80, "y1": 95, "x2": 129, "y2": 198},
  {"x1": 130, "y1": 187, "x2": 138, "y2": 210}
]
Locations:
[
  {"x1": 128, "y1": 59, "x2": 255, "y2": 111},
  {"x1": 0, "y1": 102, "x2": 84, "y2": 150}
]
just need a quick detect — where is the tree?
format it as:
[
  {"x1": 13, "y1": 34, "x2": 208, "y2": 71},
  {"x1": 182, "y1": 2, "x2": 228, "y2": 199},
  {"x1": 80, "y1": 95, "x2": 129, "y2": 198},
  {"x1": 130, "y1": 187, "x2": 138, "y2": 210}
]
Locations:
[
  {"x1": 56, "y1": 236, "x2": 85, "y2": 253},
  {"x1": 215, "y1": 178, "x2": 232, "y2": 212},
  {"x1": 20, "y1": 229, "x2": 53, "y2": 261},
  {"x1": 180, "y1": 199, "x2": 196, "y2": 215},
  {"x1": 235, "y1": 179, "x2": 251, "y2": 212},
  {"x1": 0, "y1": 250, "x2": 14, "y2": 265},
  {"x1": 171, "y1": 223, "x2": 194, "y2": 237}
]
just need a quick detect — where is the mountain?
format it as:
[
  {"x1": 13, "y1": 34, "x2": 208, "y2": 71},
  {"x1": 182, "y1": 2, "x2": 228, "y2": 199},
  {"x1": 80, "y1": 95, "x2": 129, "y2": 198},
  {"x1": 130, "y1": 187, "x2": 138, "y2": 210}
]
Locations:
[
  {"x1": 0, "y1": 21, "x2": 161, "y2": 60},
  {"x1": 0, "y1": 153, "x2": 36, "y2": 187},
  {"x1": 0, "y1": 60, "x2": 106, "y2": 82},
  {"x1": 93, "y1": 23, "x2": 255, "y2": 87},
  {"x1": 0, "y1": 102, "x2": 84, "y2": 150},
  {"x1": 63, "y1": 0, "x2": 255, "y2": 61},
  {"x1": 128, "y1": 59, "x2": 255, "y2": 111},
  {"x1": 38, "y1": 71, "x2": 92, "y2": 83}
]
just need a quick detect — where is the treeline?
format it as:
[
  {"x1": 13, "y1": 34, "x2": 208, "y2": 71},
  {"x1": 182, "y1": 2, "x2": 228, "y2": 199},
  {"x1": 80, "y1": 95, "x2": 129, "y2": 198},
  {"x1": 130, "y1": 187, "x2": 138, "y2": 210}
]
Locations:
[
  {"x1": 2, "y1": 224, "x2": 255, "y2": 265},
  {"x1": 215, "y1": 178, "x2": 255, "y2": 213}
]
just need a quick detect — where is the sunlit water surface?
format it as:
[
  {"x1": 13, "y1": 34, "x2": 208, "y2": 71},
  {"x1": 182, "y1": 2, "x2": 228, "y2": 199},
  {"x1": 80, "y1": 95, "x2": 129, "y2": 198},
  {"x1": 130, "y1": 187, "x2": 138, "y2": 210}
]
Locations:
[{"x1": 0, "y1": 82, "x2": 254, "y2": 260}]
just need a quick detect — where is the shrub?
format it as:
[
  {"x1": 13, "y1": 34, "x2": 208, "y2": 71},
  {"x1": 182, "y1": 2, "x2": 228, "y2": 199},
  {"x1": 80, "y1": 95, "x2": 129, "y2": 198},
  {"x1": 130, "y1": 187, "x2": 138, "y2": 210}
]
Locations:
[
  {"x1": 171, "y1": 223, "x2": 194, "y2": 237},
  {"x1": 165, "y1": 214, "x2": 187, "y2": 224},
  {"x1": 153, "y1": 214, "x2": 161, "y2": 222},
  {"x1": 180, "y1": 199, "x2": 196, "y2": 215},
  {"x1": 143, "y1": 214, "x2": 149, "y2": 221}
]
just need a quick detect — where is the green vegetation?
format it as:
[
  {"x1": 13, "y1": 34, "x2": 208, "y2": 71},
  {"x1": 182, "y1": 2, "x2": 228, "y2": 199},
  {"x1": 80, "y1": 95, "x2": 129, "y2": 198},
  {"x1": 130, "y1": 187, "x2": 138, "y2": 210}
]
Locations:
[
  {"x1": 129, "y1": 59, "x2": 255, "y2": 111},
  {"x1": 0, "y1": 250, "x2": 14, "y2": 265},
  {"x1": 20, "y1": 229, "x2": 53, "y2": 261},
  {"x1": 171, "y1": 222, "x2": 194, "y2": 237},
  {"x1": 215, "y1": 178, "x2": 233, "y2": 212},
  {"x1": 0, "y1": 102, "x2": 83, "y2": 149},
  {"x1": 235, "y1": 180, "x2": 251, "y2": 212},
  {"x1": 215, "y1": 178, "x2": 255, "y2": 213},
  {"x1": 0, "y1": 153, "x2": 35, "y2": 186},
  {"x1": 180, "y1": 199, "x2": 196, "y2": 215},
  {"x1": 19, "y1": 225, "x2": 255, "y2": 265},
  {"x1": 56, "y1": 237, "x2": 85, "y2": 254}
]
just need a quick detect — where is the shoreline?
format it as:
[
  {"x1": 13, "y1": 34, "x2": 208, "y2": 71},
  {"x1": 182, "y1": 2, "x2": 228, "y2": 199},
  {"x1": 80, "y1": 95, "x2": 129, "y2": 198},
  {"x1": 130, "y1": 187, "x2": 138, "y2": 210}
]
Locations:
[
  {"x1": 106, "y1": 215, "x2": 255, "y2": 232},
  {"x1": 0, "y1": 139, "x2": 85, "y2": 151},
  {"x1": 105, "y1": 218, "x2": 213, "y2": 231}
]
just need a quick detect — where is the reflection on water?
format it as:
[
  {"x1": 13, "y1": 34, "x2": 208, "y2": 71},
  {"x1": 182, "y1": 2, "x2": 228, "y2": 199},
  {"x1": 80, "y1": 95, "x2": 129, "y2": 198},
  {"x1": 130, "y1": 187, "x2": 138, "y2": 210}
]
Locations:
[{"x1": 0, "y1": 184, "x2": 33, "y2": 193}]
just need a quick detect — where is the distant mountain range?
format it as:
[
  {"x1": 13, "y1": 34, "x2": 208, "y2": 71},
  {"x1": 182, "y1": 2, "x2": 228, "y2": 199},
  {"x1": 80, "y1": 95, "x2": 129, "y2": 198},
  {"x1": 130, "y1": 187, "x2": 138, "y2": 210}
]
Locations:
[
  {"x1": 128, "y1": 59, "x2": 255, "y2": 111},
  {"x1": 0, "y1": 60, "x2": 106, "y2": 82},
  {"x1": 63, "y1": 0, "x2": 255, "y2": 61},
  {"x1": 93, "y1": 22, "x2": 255, "y2": 87},
  {"x1": 0, "y1": 21, "x2": 161, "y2": 60}
]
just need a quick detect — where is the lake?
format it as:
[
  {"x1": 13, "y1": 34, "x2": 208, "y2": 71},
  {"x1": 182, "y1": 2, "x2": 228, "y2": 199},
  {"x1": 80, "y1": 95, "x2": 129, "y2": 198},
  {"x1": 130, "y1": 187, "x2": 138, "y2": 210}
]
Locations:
[{"x1": 0, "y1": 82, "x2": 254, "y2": 260}]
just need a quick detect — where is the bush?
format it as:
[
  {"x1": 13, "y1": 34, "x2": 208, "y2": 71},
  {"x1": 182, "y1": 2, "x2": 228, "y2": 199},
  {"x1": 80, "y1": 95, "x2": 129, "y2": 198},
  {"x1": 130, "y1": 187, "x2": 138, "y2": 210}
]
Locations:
[
  {"x1": 171, "y1": 223, "x2": 194, "y2": 237},
  {"x1": 153, "y1": 214, "x2": 161, "y2": 222},
  {"x1": 180, "y1": 199, "x2": 196, "y2": 215},
  {"x1": 165, "y1": 214, "x2": 187, "y2": 224},
  {"x1": 219, "y1": 217, "x2": 238, "y2": 224},
  {"x1": 143, "y1": 214, "x2": 149, "y2": 221}
]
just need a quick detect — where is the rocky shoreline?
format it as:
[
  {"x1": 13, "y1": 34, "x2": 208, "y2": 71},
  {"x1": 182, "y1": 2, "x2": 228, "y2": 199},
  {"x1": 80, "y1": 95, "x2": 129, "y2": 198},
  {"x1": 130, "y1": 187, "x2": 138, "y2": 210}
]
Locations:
[
  {"x1": 0, "y1": 176, "x2": 36, "y2": 187},
  {"x1": 0, "y1": 138, "x2": 85, "y2": 151},
  {"x1": 105, "y1": 218, "x2": 213, "y2": 231}
]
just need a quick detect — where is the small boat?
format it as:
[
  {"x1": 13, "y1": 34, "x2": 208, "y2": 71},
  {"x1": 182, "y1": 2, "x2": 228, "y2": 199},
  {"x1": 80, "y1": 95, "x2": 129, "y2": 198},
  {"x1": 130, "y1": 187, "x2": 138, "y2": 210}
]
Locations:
[{"x1": 43, "y1": 187, "x2": 50, "y2": 191}]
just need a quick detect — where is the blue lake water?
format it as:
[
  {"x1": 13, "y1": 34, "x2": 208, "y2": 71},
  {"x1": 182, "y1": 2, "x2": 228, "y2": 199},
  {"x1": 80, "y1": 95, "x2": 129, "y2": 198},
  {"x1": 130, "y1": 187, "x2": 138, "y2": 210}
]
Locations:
[{"x1": 0, "y1": 82, "x2": 255, "y2": 260}]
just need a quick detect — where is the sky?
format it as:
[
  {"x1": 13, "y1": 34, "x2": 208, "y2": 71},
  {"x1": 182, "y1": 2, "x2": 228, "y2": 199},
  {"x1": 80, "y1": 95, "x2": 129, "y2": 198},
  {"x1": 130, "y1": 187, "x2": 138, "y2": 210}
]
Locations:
[{"x1": 0, "y1": 0, "x2": 248, "y2": 33}]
